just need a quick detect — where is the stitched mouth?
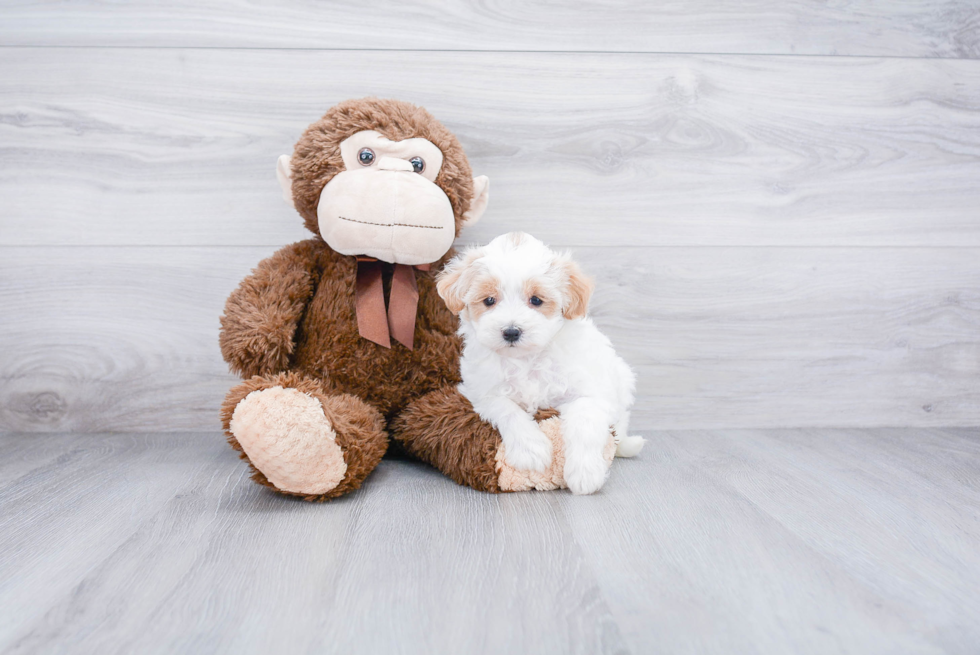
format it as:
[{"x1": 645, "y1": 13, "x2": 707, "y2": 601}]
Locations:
[{"x1": 339, "y1": 215, "x2": 443, "y2": 230}]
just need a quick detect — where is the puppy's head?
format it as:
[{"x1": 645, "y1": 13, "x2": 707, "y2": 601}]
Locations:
[{"x1": 437, "y1": 232, "x2": 594, "y2": 356}]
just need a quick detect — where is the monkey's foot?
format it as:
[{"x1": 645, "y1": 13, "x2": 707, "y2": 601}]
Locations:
[
  {"x1": 222, "y1": 372, "x2": 388, "y2": 500},
  {"x1": 230, "y1": 386, "x2": 347, "y2": 495}
]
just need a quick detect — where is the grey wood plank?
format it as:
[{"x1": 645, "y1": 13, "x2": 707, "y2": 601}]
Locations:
[
  {"x1": 3, "y1": 48, "x2": 980, "y2": 248},
  {"x1": 605, "y1": 247, "x2": 980, "y2": 429},
  {"x1": 560, "y1": 428, "x2": 980, "y2": 654},
  {"x1": 1, "y1": 1, "x2": 978, "y2": 57},
  {"x1": 0, "y1": 433, "x2": 235, "y2": 651},
  {"x1": 0, "y1": 247, "x2": 245, "y2": 433},
  {"x1": 708, "y1": 429, "x2": 980, "y2": 620},
  {"x1": 2, "y1": 429, "x2": 979, "y2": 654},
  {"x1": 0, "y1": 433, "x2": 625, "y2": 655},
  {"x1": 0, "y1": 432, "x2": 80, "y2": 483},
  {"x1": 1, "y1": 245, "x2": 978, "y2": 432},
  {"x1": 696, "y1": 428, "x2": 980, "y2": 654}
]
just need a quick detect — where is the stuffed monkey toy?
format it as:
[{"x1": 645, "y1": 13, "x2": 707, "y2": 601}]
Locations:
[{"x1": 220, "y1": 98, "x2": 612, "y2": 500}]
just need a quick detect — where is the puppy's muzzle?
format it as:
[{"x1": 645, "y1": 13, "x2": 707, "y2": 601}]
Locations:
[{"x1": 502, "y1": 326, "x2": 522, "y2": 343}]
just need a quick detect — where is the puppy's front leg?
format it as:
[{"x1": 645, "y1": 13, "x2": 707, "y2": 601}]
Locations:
[
  {"x1": 559, "y1": 397, "x2": 615, "y2": 495},
  {"x1": 473, "y1": 396, "x2": 552, "y2": 472}
]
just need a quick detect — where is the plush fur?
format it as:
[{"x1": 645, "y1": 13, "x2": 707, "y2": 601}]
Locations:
[
  {"x1": 221, "y1": 98, "x2": 503, "y2": 500},
  {"x1": 389, "y1": 387, "x2": 502, "y2": 493},
  {"x1": 223, "y1": 240, "x2": 464, "y2": 417}
]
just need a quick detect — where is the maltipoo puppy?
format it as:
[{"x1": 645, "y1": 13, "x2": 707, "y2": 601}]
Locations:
[{"x1": 437, "y1": 232, "x2": 644, "y2": 494}]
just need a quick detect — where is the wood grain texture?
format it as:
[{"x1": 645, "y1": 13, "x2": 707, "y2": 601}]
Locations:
[
  {"x1": 1, "y1": 1, "x2": 978, "y2": 57},
  {"x1": 559, "y1": 427, "x2": 980, "y2": 654},
  {"x1": 1, "y1": 429, "x2": 978, "y2": 653},
  {"x1": 3, "y1": 48, "x2": 980, "y2": 248},
  {"x1": 2, "y1": 246, "x2": 978, "y2": 432}
]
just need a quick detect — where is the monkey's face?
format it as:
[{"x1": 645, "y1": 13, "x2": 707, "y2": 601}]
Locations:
[
  {"x1": 316, "y1": 130, "x2": 456, "y2": 265},
  {"x1": 316, "y1": 131, "x2": 454, "y2": 265},
  {"x1": 281, "y1": 100, "x2": 490, "y2": 265}
]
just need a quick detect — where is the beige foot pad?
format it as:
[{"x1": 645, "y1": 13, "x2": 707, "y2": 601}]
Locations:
[
  {"x1": 229, "y1": 386, "x2": 347, "y2": 495},
  {"x1": 495, "y1": 418, "x2": 616, "y2": 492}
]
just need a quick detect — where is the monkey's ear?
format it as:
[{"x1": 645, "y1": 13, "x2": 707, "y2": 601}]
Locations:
[
  {"x1": 276, "y1": 155, "x2": 294, "y2": 208},
  {"x1": 461, "y1": 176, "x2": 489, "y2": 228}
]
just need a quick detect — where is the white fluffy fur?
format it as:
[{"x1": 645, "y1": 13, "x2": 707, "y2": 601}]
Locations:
[{"x1": 438, "y1": 232, "x2": 644, "y2": 495}]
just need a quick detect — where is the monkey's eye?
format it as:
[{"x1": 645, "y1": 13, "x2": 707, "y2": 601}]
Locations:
[
  {"x1": 358, "y1": 148, "x2": 375, "y2": 166},
  {"x1": 529, "y1": 296, "x2": 543, "y2": 307},
  {"x1": 483, "y1": 297, "x2": 496, "y2": 307},
  {"x1": 409, "y1": 156, "x2": 425, "y2": 174}
]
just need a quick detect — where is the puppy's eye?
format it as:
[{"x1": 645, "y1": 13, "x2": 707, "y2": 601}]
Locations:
[
  {"x1": 483, "y1": 297, "x2": 496, "y2": 307},
  {"x1": 529, "y1": 296, "x2": 543, "y2": 307},
  {"x1": 409, "y1": 156, "x2": 425, "y2": 174},
  {"x1": 358, "y1": 148, "x2": 375, "y2": 166}
]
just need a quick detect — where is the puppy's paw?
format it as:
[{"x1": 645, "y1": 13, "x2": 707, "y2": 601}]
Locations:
[
  {"x1": 564, "y1": 449, "x2": 610, "y2": 495},
  {"x1": 501, "y1": 424, "x2": 553, "y2": 472}
]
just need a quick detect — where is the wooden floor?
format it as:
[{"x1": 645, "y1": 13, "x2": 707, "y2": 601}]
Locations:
[{"x1": 2, "y1": 428, "x2": 978, "y2": 654}]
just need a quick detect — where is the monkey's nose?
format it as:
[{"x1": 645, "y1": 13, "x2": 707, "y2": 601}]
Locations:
[
  {"x1": 502, "y1": 327, "x2": 522, "y2": 343},
  {"x1": 377, "y1": 157, "x2": 415, "y2": 172}
]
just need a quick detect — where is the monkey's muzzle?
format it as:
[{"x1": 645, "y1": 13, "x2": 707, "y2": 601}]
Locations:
[{"x1": 318, "y1": 167, "x2": 456, "y2": 266}]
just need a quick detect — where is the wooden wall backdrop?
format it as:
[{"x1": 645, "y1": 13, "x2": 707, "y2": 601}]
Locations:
[{"x1": 1, "y1": 2, "x2": 979, "y2": 432}]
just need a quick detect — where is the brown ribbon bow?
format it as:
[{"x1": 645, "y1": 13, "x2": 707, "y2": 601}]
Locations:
[{"x1": 355, "y1": 256, "x2": 430, "y2": 350}]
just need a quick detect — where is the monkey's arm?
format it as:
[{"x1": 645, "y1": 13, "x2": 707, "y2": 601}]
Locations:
[{"x1": 219, "y1": 240, "x2": 321, "y2": 378}]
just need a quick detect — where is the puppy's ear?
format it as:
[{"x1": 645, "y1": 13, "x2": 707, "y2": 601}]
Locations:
[
  {"x1": 436, "y1": 249, "x2": 484, "y2": 315},
  {"x1": 560, "y1": 258, "x2": 595, "y2": 320}
]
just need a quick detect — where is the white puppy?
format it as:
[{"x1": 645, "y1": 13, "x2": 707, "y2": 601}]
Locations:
[{"x1": 437, "y1": 232, "x2": 644, "y2": 495}]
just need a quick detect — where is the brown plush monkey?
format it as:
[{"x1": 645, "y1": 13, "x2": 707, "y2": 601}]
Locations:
[{"x1": 220, "y1": 98, "x2": 588, "y2": 500}]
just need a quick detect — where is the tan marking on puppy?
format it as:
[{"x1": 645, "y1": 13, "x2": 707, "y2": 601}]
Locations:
[
  {"x1": 436, "y1": 248, "x2": 485, "y2": 315},
  {"x1": 559, "y1": 259, "x2": 595, "y2": 320},
  {"x1": 522, "y1": 278, "x2": 561, "y2": 318},
  {"x1": 465, "y1": 274, "x2": 500, "y2": 321}
]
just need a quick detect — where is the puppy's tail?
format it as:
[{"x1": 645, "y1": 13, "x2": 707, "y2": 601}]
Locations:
[{"x1": 615, "y1": 435, "x2": 645, "y2": 458}]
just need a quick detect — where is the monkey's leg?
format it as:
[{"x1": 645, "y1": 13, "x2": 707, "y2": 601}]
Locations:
[
  {"x1": 220, "y1": 372, "x2": 387, "y2": 501},
  {"x1": 390, "y1": 387, "x2": 615, "y2": 493}
]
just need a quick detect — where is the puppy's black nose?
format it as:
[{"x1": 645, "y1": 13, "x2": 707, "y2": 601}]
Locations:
[{"x1": 502, "y1": 327, "x2": 522, "y2": 343}]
